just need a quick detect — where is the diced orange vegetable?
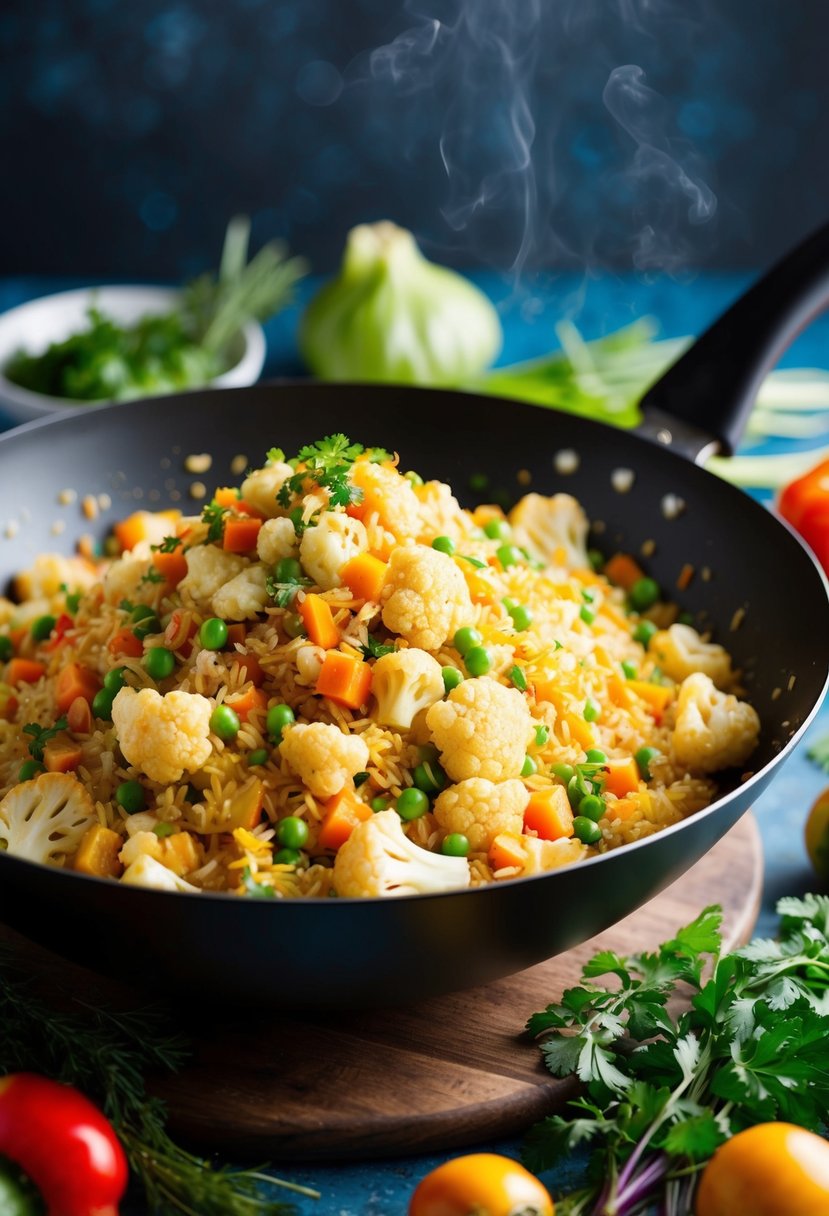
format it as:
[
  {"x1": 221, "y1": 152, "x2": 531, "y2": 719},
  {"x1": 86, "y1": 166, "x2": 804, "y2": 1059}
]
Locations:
[
  {"x1": 340, "y1": 553, "x2": 388, "y2": 603},
  {"x1": 317, "y1": 788, "x2": 373, "y2": 851},
  {"x1": 225, "y1": 624, "x2": 246, "y2": 648},
  {"x1": 214, "y1": 488, "x2": 266, "y2": 519},
  {"x1": 607, "y1": 672, "x2": 634, "y2": 708},
  {"x1": 524, "y1": 786, "x2": 575, "y2": 841},
  {"x1": 66, "y1": 695, "x2": 94, "y2": 734},
  {"x1": 43, "y1": 734, "x2": 83, "y2": 773},
  {"x1": 8, "y1": 659, "x2": 46, "y2": 685},
  {"x1": 488, "y1": 832, "x2": 528, "y2": 871},
  {"x1": 74, "y1": 824, "x2": 124, "y2": 878},
  {"x1": 108, "y1": 628, "x2": 144, "y2": 658},
  {"x1": 56, "y1": 662, "x2": 102, "y2": 713},
  {"x1": 609, "y1": 797, "x2": 636, "y2": 822},
  {"x1": 152, "y1": 546, "x2": 188, "y2": 587},
  {"x1": 316, "y1": 650, "x2": 373, "y2": 709},
  {"x1": 159, "y1": 831, "x2": 201, "y2": 875},
  {"x1": 223, "y1": 516, "x2": 262, "y2": 554},
  {"x1": 226, "y1": 685, "x2": 268, "y2": 723},
  {"x1": 604, "y1": 553, "x2": 646, "y2": 591},
  {"x1": 200, "y1": 778, "x2": 265, "y2": 834},
  {"x1": 345, "y1": 502, "x2": 367, "y2": 521},
  {"x1": 601, "y1": 757, "x2": 640, "y2": 798},
  {"x1": 564, "y1": 711, "x2": 597, "y2": 750},
  {"x1": 114, "y1": 509, "x2": 179, "y2": 552},
  {"x1": 0, "y1": 685, "x2": 18, "y2": 720},
  {"x1": 300, "y1": 594, "x2": 340, "y2": 650},
  {"x1": 627, "y1": 680, "x2": 675, "y2": 721},
  {"x1": 8, "y1": 627, "x2": 27, "y2": 651},
  {"x1": 236, "y1": 652, "x2": 265, "y2": 687}
]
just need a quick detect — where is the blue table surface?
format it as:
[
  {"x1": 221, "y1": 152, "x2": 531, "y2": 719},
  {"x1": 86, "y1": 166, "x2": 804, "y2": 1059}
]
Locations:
[{"x1": 3, "y1": 272, "x2": 829, "y2": 1213}]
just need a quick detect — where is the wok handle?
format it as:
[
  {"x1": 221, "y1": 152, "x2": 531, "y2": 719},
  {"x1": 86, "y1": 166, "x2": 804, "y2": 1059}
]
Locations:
[{"x1": 637, "y1": 219, "x2": 829, "y2": 459}]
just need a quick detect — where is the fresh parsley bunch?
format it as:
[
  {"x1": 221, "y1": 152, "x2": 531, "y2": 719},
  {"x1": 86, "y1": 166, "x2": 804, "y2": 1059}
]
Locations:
[{"x1": 524, "y1": 895, "x2": 829, "y2": 1216}]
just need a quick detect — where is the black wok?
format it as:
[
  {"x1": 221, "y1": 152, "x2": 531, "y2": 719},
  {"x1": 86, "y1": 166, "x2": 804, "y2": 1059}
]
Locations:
[{"x1": 0, "y1": 226, "x2": 828, "y2": 1009}]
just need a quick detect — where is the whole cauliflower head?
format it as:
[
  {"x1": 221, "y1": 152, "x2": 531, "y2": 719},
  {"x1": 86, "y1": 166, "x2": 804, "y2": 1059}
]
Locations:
[
  {"x1": 257, "y1": 517, "x2": 298, "y2": 566},
  {"x1": 112, "y1": 687, "x2": 213, "y2": 785},
  {"x1": 179, "y1": 545, "x2": 247, "y2": 613},
  {"x1": 651, "y1": 623, "x2": 734, "y2": 690},
  {"x1": 433, "y1": 777, "x2": 529, "y2": 851},
  {"x1": 333, "y1": 809, "x2": 470, "y2": 897},
  {"x1": 509, "y1": 493, "x2": 589, "y2": 568},
  {"x1": 241, "y1": 461, "x2": 293, "y2": 517},
  {"x1": 351, "y1": 460, "x2": 421, "y2": 540},
  {"x1": 371, "y1": 648, "x2": 445, "y2": 730},
  {"x1": 426, "y1": 677, "x2": 533, "y2": 782},
  {"x1": 672, "y1": 672, "x2": 760, "y2": 773},
  {"x1": 212, "y1": 565, "x2": 270, "y2": 621},
  {"x1": 280, "y1": 722, "x2": 370, "y2": 800},
  {"x1": 381, "y1": 544, "x2": 472, "y2": 651},
  {"x1": 299, "y1": 511, "x2": 368, "y2": 590},
  {"x1": 0, "y1": 772, "x2": 96, "y2": 865}
]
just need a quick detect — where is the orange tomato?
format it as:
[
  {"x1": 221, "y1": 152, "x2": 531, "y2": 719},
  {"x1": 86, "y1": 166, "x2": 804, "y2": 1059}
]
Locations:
[
  {"x1": 409, "y1": 1153, "x2": 554, "y2": 1216},
  {"x1": 696, "y1": 1123, "x2": 829, "y2": 1216},
  {"x1": 805, "y1": 788, "x2": 829, "y2": 881}
]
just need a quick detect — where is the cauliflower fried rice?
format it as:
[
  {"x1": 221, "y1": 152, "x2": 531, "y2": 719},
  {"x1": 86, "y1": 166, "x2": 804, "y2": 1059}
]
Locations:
[{"x1": 0, "y1": 436, "x2": 760, "y2": 899}]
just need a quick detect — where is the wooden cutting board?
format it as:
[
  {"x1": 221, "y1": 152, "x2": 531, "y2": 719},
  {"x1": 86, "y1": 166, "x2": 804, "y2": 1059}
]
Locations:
[{"x1": 5, "y1": 813, "x2": 762, "y2": 1162}]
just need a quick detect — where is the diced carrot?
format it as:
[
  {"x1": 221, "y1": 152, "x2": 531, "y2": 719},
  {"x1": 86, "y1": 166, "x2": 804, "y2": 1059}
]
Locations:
[
  {"x1": 114, "y1": 509, "x2": 179, "y2": 552},
  {"x1": 8, "y1": 659, "x2": 46, "y2": 685},
  {"x1": 0, "y1": 685, "x2": 18, "y2": 720},
  {"x1": 488, "y1": 832, "x2": 528, "y2": 871},
  {"x1": 601, "y1": 757, "x2": 640, "y2": 798},
  {"x1": 627, "y1": 680, "x2": 675, "y2": 722},
  {"x1": 164, "y1": 610, "x2": 197, "y2": 654},
  {"x1": 300, "y1": 594, "x2": 340, "y2": 650},
  {"x1": 74, "y1": 824, "x2": 124, "y2": 878},
  {"x1": 340, "y1": 553, "x2": 388, "y2": 603},
  {"x1": 56, "y1": 662, "x2": 102, "y2": 713},
  {"x1": 317, "y1": 788, "x2": 373, "y2": 851},
  {"x1": 236, "y1": 652, "x2": 265, "y2": 687},
  {"x1": 226, "y1": 623, "x2": 247, "y2": 647},
  {"x1": 226, "y1": 685, "x2": 268, "y2": 723},
  {"x1": 524, "y1": 787, "x2": 575, "y2": 841},
  {"x1": 8, "y1": 627, "x2": 27, "y2": 650},
  {"x1": 604, "y1": 553, "x2": 646, "y2": 591},
  {"x1": 43, "y1": 734, "x2": 83, "y2": 773},
  {"x1": 152, "y1": 546, "x2": 188, "y2": 587},
  {"x1": 66, "y1": 695, "x2": 94, "y2": 734},
  {"x1": 223, "y1": 516, "x2": 262, "y2": 554},
  {"x1": 44, "y1": 613, "x2": 75, "y2": 651},
  {"x1": 607, "y1": 672, "x2": 633, "y2": 709},
  {"x1": 214, "y1": 488, "x2": 266, "y2": 519},
  {"x1": 315, "y1": 650, "x2": 373, "y2": 709},
  {"x1": 564, "y1": 711, "x2": 597, "y2": 750},
  {"x1": 345, "y1": 502, "x2": 366, "y2": 521},
  {"x1": 108, "y1": 627, "x2": 144, "y2": 658}
]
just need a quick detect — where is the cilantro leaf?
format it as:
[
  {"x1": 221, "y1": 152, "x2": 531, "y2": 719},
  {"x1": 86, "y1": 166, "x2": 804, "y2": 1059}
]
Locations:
[
  {"x1": 359, "y1": 634, "x2": 396, "y2": 660},
  {"x1": 266, "y1": 447, "x2": 285, "y2": 465},
  {"x1": 140, "y1": 568, "x2": 165, "y2": 585},
  {"x1": 23, "y1": 718, "x2": 68, "y2": 761},
  {"x1": 265, "y1": 574, "x2": 311, "y2": 608},
  {"x1": 240, "y1": 866, "x2": 276, "y2": 899},
  {"x1": 522, "y1": 1113, "x2": 602, "y2": 1174},
  {"x1": 201, "y1": 499, "x2": 229, "y2": 543},
  {"x1": 151, "y1": 535, "x2": 181, "y2": 554},
  {"x1": 663, "y1": 1111, "x2": 725, "y2": 1162}
]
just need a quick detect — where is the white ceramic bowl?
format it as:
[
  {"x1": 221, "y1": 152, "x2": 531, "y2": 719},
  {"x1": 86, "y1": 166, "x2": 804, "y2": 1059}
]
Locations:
[{"x1": 0, "y1": 285, "x2": 267, "y2": 424}]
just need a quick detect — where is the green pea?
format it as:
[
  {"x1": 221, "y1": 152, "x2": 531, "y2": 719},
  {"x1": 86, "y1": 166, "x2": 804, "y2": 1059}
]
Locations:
[
  {"x1": 276, "y1": 816, "x2": 309, "y2": 849},
  {"x1": 580, "y1": 605, "x2": 596, "y2": 626},
  {"x1": 266, "y1": 703, "x2": 295, "y2": 741},
  {"x1": 579, "y1": 794, "x2": 606, "y2": 822},
  {"x1": 31, "y1": 615, "x2": 56, "y2": 642},
  {"x1": 551, "y1": 762, "x2": 574, "y2": 784},
  {"x1": 371, "y1": 796, "x2": 390, "y2": 813},
  {"x1": 413, "y1": 760, "x2": 447, "y2": 794},
  {"x1": 92, "y1": 689, "x2": 115, "y2": 721},
  {"x1": 143, "y1": 647, "x2": 176, "y2": 681},
  {"x1": 431, "y1": 536, "x2": 456, "y2": 555},
  {"x1": 199, "y1": 617, "x2": 228, "y2": 651},
  {"x1": 507, "y1": 603, "x2": 533, "y2": 632},
  {"x1": 210, "y1": 704, "x2": 240, "y2": 741},
  {"x1": 132, "y1": 617, "x2": 160, "y2": 642},
  {"x1": 633, "y1": 620, "x2": 658, "y2": 647},
  {"x1": 585, "y1": 748, "x2": 607, "y2": 764},
  {"x1": 621, "y1": 660, "x2": 638, "y2": 680},
  {"x1": 635, "y1": 746, "x2": 659, "y2": 781},
  {"x1": 483, "y1": 518, "x2": 511, "y2": 541},
  {"x1": 396, "y1": 787, "x2": 429, "y2": 820},
  {"x1": 18, "y1": 759, "x2": 45, "y2": 782},
  {"x1": 441, "y1": 833, "x2": 470, "y2": 857},
  {"x1": 573, "y1": 815, "x2": 602, "y2": 845},
  {"x1": 629, "y1": 577, "x2": 660, "y2": 612},
  {"x1": 283, "y1": 613, "x2": 305, "y2": 639},
  {"x1": 442, "y1": 666, "x2": 463, "y2": 694},
  {"x1": 521, "y1": 755, "x2": 537, "y2": 777},
  {"x1": 587, "y1": 548, "x2": 604, "y2": 572},
  {"x1": 130, "y1": 604, "x2": 156, "y2": 623},
  {"x1": 153, "y1": 821, "x2": 175, "y2": 838},
  {"x1": 274, "y1": 847, "x2": 302, "y2": 866},
  {"x1": 0, "y1": 637, "x2": 12, "y2": 663},
  {"x1": 115, "y1": 780, "x2": 145, "y2": 813},
  {"x1": 275, "y1": 557, "x2": 303, "y2": 583},
  {"x1": 509, "y1": 665, "x2": 528, "y2": 691},
  {"x1": 496, "y1": 543, "x2": 523, "y2": 569},
  {"x1": 65, "y1": 592, "x2": 81, "y2": 615},
  {"x1": 453, "y1": 626, "x2": 482, "y2": 656},
  {"x1": 248, "y1": 748, "x2": 269, "y2": 766},
  {"x1": 583, "y1": 698, "x2": 601, "y2": 723},
  {"x1": 464, "y1": 646, "x2": 491, "y2": 677},
  {"x1": 104, "y1": 667, "x2": 128, "y2": 693},
  {"x1": 534, "y1": 724, "x2": 549, "y2": 747}
]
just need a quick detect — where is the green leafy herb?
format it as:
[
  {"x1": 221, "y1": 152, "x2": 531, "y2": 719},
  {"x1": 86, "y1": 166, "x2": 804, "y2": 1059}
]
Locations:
[
  {"x1": 151, "y1": 536, "x2": 182, "y2": 554},
  {"x1": 140, "y1": 568, "x2": 165, "y2": 586},
  {"x1": 359, "y1": 634, "x2": 396, "y2": 660},
  {"x1": 23, "y1": 718, "x2": 68, "y2": 762},
  {"x1": 64, "y1": 590, "x2": 82, "y2": 614},
  {"x1": 277, "y1": 434, "x2": 380, "y2": 510},
  {"x1": 266, "y1": 447, "x2": 286, "y2": 466},
  {"x1": 240, "y1": 865, "x2": 277, "y2": 900},
  {"x1": 353, "y1": 771, "x2": 370, "y2": 788},
  {"x1": 458, "y1": 554, "x2": 487, "y2": 569},
  {"x1": 201, "y1": 499, "x2": 229, "y2": 544},
  {"x1": 265, "y1": 573, "x2": 311, "y2": 609},
  {"x1": 523, "y1": 896, "x2": 829, "y2": 1216}
]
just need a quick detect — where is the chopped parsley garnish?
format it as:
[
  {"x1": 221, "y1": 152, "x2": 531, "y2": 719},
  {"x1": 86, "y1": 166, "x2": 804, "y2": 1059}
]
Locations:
[
  {"x1": 23, "y1": 717, "x2": 68, "y2": 761},
  {"x1": 265, "y1": 447, "x2": 285, "y2": 465},
  {"x1": 276, "y1": 434, "x2": 390, "y2": 510},
  {"x1": 240, "y1": 865, "x2": 276, "y2": 899},
  {"x1": 353, "y1": 771, "x2": 370, "y2": 788},
  {"x1": 151, "y1": 535, "x2": 181, "y2": 554},
  {"x1": 359, "y1": 633, "x2": 396, "y2": 660},
  {"x1": 265, "y1": 573, "x2": 311, "y2": 608},
  {"x1": 201, "y1": 499, "x2": 229, "y2": 543},
  {"x1": 140, "y1": 568, "x2": 165, "y2": 585}
]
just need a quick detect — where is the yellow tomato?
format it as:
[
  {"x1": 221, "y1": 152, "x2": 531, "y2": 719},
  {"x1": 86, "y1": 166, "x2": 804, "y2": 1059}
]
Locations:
[
  {"x1": 805, "y1": 788, "x2": 829, "y2": 880},
  {"x1": 696, "y1": 1123, "x2": 829, "y2": 1216},
  {"x1": 409, "y1": 1153, "x2": 554, "y2": 1216}
]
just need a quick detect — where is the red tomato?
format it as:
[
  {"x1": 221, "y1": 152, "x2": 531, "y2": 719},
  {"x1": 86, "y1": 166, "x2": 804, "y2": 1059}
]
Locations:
[
  {"x1": 778, "y1": 458, "x2": 829, "y2": 531},
  {"x1": 696, "y1": 1122, "x2": 829, "y2": 1216}
]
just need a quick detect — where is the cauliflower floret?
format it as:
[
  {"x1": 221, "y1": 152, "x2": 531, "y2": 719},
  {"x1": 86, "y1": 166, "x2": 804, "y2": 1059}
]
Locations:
[
  {"x1": 672, "y1": 672, "x2": 760, "y2": 773},
  {"x1": 211, "y1": 565, "x2": 270, "y2": 621},
  {"x1": 299, "y1": 512, "x2": 368, "y2": 590},
  {"x1": 522, "y1": 835, "x2": 587, "y2": 875},
  {"x1": 351, "y1": 460, "x2": 422, "y2": 539},
  {"x1": 0, "y1": 772, "x2": 96, "y2": 866},
  {"x1": 112, "y1": 687, "x2": 213, "y2": 785},
  {"x1": 241, "y1": 461, "x2": 293, "y2": 518},
  {"x1": 652, "y1": 624, "x2": 734, "y2": 690},
  {"x1": 415, "y1": 480, "x2": 465, "y2": 543},
  {"x1": 119, "y1": 830, "x2": 163, "y2": 868},
  {"x1": 508, "y1": 493, "x2": 589, "y2": 568},
  {"x1": 14, "y1": 553, "x2": 99, "y2": 602},
  {"x1": 257, "y1": 517, "x2": 298, "y2": 566},
  {"x1": 381, "y1": 545, "x2": 472, "y2": 651},
  {"x1": 371, "y1": 648, "x2": 445, "y2": 730},
  {"x1": 280, "y1": 722, "x2": 370, "y2": 800},
  {"x1": 178, "y1": 545, "x2": 247, "y2": 612},
  {"x1": 433, "y1": 777, "x2": 529, "y2": 851},
  {"x1": 102, "y1": 541, "x2": 154, "y2": 606},
  {"x1": 120, "y1": 853, "x2": 198, "y2": 892},
  {"x1": 426, "y1": 677, "x2": 533, "y2": 783},
  {"x1": 333, "y1": 809, "x2": 470, "y2": 897}
]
